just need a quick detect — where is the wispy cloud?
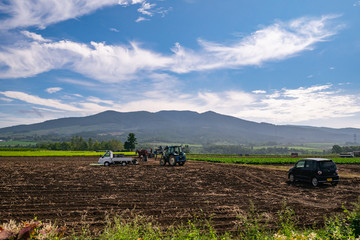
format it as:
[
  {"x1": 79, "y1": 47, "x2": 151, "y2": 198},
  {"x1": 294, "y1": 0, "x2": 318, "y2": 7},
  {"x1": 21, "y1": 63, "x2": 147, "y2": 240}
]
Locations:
[
  {"x1": 21, "y1": 31, "x2": 50, "y2": 42},
  {"x1": 109, "y1": 28, "x2": 119, "y2": 32},
  {"x1": 234, "y1": 84, "x2": 360, "y2": 124},
  {"x1": 252, "y1": 90, "x2": 267, "y2": 94},
  {"x1": 171, "y1": 15, "x2": 341, "y2": 72},
  {"x1": 0, "y1": 0, "x2": 133, "y2": 30},
  {"x1": 0, "y1": 15, "x2": 342, "y2": 82},
  {"x1": 1, "y1": 83, "x2": 359, "y2": 128},
  {"x1": 138, "y1": 2, "x2": 155, "y2": 16},
  {"x1": 136, "y1": 16, "x2": 150, "y2": 22},
  {"x1": 58, "y1": 78, "x2": 98, "y2": 87},
  {"x1": 0, "y1": 91, "x2": 81, "y2": 111},
  {"x1": 0, "y1": 97, "x2": 13, "y2": 102},
  {"x1": 45, "y1": 87, "x2": 62, "y2": 94},
  {"x1": 0, "y1": 0, "x2": 167, "y2": 30}
]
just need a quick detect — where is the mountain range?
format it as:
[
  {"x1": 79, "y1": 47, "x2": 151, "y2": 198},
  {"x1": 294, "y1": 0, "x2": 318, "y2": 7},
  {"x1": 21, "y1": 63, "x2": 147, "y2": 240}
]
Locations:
[{"x1": 0, "y1": 110, "x2": 359, "y2": 145}]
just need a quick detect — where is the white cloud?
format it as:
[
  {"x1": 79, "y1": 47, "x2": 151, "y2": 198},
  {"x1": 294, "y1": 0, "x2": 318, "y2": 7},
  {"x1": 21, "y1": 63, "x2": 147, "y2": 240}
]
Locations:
[
  {"x1": 0, "y1": 39, "x2": 172, "y2": 81},
  {"x1": 0, "y1": 0, "x2": 149, "y2": 30},
  {"x1": 0, "y1": 83, "x2": 359, "y2": 128},
  {"x1": 0, "y1": 97, "x2": 13, "y2": 102},
  {"x1": 21, "y1": 30, "x2": 50, "y2": 42},
  {"x1": 109, "y1": 28, "x2": 119, "y2": 32},
  {"x1": 171, "y1": 15, "x2": 340, "y2": 72},
  {"x1": 135, "y1": 16, "x2": 149, "y2": 22},
  {"x1": 87, "y1": 96, "x2": 114, "y2": 105},
  {"x1": 234, "y1": 84, "x2": 360, "y2": 124},
  {"x1": 138, "y1": 2, "x2": 155, "y2": 16},
  {"x1": 46, "y1": 87, "x2": 62, "y2": 94},
  {"x1": 58, "y1": 78, "x2": 98, "y2": 87},
  {"x1": 252, "y1": 90, "x2": 267, "y2": 94},
  {"x1": 0, "y1": 0, "x2": 169, "y2": 30},
  {"x1": 0, "y1": 91, "x2": 81, "y2": 111},
  {"x1": 0, "y1": 15, "x2": 342, "y2": 83}
]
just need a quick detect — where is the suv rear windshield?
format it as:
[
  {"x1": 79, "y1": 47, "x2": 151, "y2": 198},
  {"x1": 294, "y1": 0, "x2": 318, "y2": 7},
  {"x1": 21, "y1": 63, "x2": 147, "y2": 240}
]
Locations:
[{"x1": 319, "y1": 161, "x2": 336, "y2": 170}]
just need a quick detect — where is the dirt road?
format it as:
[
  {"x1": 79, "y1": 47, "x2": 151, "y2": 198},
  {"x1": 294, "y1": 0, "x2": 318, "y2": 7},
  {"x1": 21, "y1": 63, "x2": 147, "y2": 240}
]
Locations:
[{"x1": 1, "y1": 156, "x2": 360, "y2": 233}]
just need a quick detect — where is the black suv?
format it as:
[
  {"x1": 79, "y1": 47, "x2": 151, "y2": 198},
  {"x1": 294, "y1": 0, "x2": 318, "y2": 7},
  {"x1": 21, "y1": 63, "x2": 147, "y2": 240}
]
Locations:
[{"x1": 288, "y1": 158, "x2": 339, "y2": 187}]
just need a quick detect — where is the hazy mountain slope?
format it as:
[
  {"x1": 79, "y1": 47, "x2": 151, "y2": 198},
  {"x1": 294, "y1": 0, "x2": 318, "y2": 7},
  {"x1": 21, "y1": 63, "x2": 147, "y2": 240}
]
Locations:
[{"x1": 0, "y1": 110, "x2": 358, "y2": 144}]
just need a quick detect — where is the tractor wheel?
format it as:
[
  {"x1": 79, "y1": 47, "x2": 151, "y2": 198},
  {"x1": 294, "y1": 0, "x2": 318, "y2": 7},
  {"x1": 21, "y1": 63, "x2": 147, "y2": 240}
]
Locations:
[
  {"x1": 169, "y1": 156, "x2": 176, "y2": 166},
  {"x1": 104, "y1": 162, "x2": 110, "y2": 166},
  {"x1": 160, "y1": 158, "x2": 166, "y2": 166},
  {"x1": 122, "y1": 162, "x2": 127, "y2": 166}
]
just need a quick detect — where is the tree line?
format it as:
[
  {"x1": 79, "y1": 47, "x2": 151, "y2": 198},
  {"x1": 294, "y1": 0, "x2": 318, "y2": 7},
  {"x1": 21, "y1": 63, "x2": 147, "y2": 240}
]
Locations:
[
  {"x1": 202, "y1": 144, "x2": 328, "y2": 155},
  {"x1": 37, "y1": 133, "x2": 137, "y2": 151},
  {"x1": 332, "y1": 145, "x2": 360, "y2": 154}
]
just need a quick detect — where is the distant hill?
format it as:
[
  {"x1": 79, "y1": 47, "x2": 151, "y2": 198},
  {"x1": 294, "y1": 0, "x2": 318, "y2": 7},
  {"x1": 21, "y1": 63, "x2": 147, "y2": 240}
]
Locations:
[{"x1": 0, "y1": 110, "x2": 359, "y2": 145}]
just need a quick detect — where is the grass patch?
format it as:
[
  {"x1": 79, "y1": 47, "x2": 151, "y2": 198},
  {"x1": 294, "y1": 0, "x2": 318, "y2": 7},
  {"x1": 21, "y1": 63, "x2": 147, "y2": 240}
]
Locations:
[{"x1": 0, "y1": 150, "x2": 136, "y2": 157}]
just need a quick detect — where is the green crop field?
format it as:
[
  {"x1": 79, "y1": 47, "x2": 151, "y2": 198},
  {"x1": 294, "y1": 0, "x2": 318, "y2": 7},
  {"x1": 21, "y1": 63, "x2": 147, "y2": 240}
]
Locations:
[
  {"x1": 0, "y1": 150, "x2": 136, "y2": 157},
  {"x1": 0, "y1": 141, "x2": 37, "y2": 147},
  {"x1": 187, "y1": 155, "x2": 360, "y2": 164}
]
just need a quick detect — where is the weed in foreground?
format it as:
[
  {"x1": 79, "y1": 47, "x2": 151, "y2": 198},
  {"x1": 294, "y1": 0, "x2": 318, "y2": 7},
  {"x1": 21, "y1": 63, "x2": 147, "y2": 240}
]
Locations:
[{"x1": 4, "y1": 199, "x2": 360, "y2": 239}]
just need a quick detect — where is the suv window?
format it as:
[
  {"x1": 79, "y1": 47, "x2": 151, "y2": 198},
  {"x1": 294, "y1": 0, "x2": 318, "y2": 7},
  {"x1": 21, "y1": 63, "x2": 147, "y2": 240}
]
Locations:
[
  {"x1": 296, "y1": 161, "x2": 305, "y2": 168},
  {"x1": 305, "y1": 160, "x2": 315, "y2": 169},
  {"x1": 319, "y1": 161, "x2": 336, "y2": 170}
]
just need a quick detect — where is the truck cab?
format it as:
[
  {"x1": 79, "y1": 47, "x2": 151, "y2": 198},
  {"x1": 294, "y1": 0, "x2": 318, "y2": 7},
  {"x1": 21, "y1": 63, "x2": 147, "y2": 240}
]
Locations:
[{"x1": 98, "y1": 151, "x2": 137, "y2": 166}]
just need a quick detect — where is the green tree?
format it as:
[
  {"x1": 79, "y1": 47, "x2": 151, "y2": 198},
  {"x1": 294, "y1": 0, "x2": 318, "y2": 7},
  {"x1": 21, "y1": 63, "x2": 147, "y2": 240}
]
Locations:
[
  {"x1": 88, "y1": 138, "x2": 94, "y2": 151},
  {"x1": 107, "y1": 139, "x2": 124, "y2": 151},
  {"x1": 124, "y1": 133, "x2": 137, "y2": 151},
  {"x1": 332, "y1": 145, "x2": 342, "y2": 154}
]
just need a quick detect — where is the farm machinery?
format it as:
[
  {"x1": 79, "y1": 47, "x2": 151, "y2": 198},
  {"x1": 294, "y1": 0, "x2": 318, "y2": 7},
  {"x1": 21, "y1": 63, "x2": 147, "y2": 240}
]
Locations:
[{"x1": 157, "y1": 145, "x2": 186, "y2": 166}]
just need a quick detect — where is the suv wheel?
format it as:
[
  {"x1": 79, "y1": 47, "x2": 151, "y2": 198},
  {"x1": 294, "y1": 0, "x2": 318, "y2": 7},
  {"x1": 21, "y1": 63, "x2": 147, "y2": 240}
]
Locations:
[
  {"x1": 288, "y1": 174, "x2": 295, "y2": 183},
  {"x1": 311, "y1": 177, "x2": 319, "y2": 187}
]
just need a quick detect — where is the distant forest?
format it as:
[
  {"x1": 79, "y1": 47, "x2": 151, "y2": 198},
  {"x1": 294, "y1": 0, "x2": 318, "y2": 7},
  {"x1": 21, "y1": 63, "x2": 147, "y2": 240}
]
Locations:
[
  {"x1": 37, "y1": 136, "x2": 124, "y2": 151},
  {"x1": 332, "y1": 145, "x2": 360, "y2": 154},
  {"x1": 201, "y1": 144, "x2": 330, "y2": 155}
]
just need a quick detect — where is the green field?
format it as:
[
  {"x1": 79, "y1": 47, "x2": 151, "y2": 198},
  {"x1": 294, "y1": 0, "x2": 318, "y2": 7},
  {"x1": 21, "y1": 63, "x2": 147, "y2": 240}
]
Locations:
[
  {"x1": 0, "y1": 141, "x2": 37, "y2": 147},
  {"x1": 1, "y1": 150, "x2": 359, "y2": 164},
  {"x1": 187, "y1": 155, "x2": 360, "y2": 164},
  {"x1": 0, "y1": 150, "x2": 136, "y2": 157}
]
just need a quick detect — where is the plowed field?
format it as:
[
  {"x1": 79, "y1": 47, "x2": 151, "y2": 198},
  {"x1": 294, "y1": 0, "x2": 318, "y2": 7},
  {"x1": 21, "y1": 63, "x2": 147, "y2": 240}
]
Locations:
[{"x1": 1, "y1": 156, "x2": 360, "y2": 234}]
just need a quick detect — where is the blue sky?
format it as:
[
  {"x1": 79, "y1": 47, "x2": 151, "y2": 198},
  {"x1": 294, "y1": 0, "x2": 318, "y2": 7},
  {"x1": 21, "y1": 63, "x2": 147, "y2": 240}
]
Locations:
[{"x1": 0, "y1": 0, "x2": 359, "y2": 129}]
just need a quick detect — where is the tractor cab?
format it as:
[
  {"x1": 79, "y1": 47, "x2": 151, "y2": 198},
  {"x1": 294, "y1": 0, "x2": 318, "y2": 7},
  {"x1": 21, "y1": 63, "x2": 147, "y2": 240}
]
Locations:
[
  {"x1": 160, "y1": 145, "x2": 186, "y2": 166},
  {"x1": 165, "y1": 146, "x2": 182, "y2": 156}
]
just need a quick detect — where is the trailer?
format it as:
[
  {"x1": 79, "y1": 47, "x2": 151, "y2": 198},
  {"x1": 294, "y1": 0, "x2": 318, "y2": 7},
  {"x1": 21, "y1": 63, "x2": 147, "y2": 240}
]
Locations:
[{"x1": 98, "y1": 151, "x2": 138, "y2": 166}]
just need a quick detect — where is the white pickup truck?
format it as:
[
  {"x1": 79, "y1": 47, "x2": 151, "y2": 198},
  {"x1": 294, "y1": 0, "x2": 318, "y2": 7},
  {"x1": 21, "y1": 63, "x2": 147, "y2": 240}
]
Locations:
[{"x1": 98, "y1": 151, "x2": 138, "y2": 166}]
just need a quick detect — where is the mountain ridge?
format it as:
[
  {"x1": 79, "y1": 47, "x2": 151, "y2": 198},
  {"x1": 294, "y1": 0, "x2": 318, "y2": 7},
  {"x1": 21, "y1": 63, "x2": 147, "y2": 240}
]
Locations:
[{"x1": 0, "y1": 110, "x2": 359, "y2": 145}]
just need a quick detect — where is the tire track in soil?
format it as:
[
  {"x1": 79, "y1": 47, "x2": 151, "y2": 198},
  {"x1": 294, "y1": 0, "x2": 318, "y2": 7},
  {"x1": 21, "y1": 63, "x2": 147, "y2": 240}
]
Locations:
[{"x1": 1, "y1": 157, "x2": 360, "y2": 234}]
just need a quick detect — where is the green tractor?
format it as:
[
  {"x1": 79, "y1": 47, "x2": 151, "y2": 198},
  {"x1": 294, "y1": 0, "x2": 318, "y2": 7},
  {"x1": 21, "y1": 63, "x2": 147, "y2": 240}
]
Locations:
[{"x1": 159, "y1": 145, "x2": 186, "y2": 166}]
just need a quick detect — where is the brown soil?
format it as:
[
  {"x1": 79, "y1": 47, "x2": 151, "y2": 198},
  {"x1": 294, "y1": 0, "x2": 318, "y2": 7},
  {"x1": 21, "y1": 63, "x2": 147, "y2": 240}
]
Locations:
[{"x1": 1, "y1": 156, "x2": 360, "y2": 234}]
